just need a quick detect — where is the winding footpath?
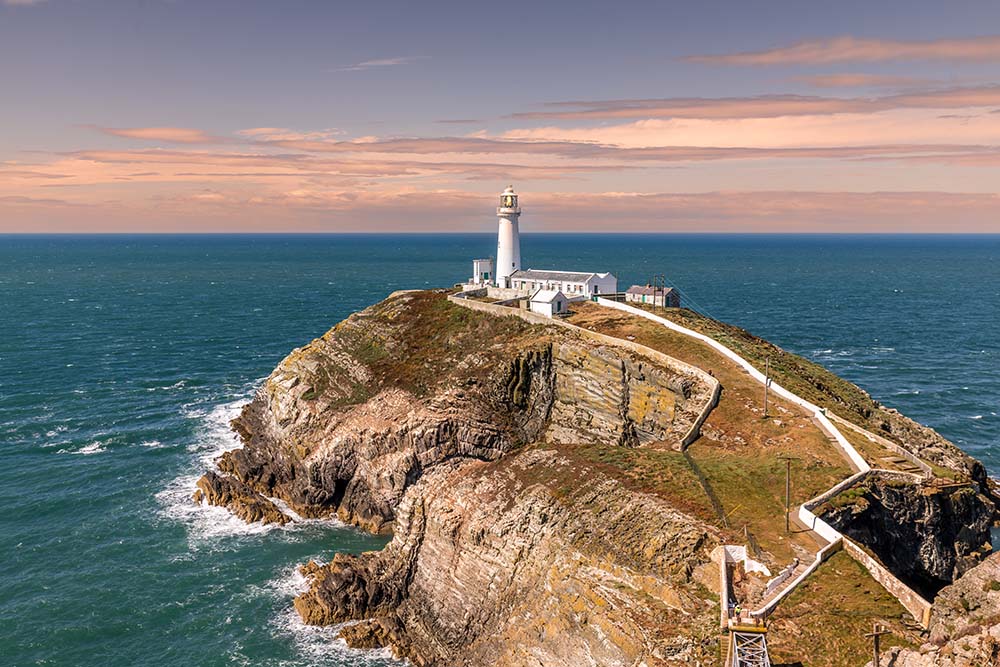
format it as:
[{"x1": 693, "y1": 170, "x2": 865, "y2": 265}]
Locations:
[
  {"x1": 450, "y1": 291, "x2": 935, "y2": 641},
  {"x1": 593, "y1": 297, "x2": 934, "y2": 631}
]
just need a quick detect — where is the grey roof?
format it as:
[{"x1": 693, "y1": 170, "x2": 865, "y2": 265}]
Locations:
[
  {"x1": 529, "y1": 289, "x2": 565, "y2": 303},
  {"x1": 511, "y1": 269, "x2": 607, "y2": 282},
  {"x1": 627, "y1": 285, "x2": 676, "y2": 295}
]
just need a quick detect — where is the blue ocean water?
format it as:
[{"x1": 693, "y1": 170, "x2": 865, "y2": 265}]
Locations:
[{"x1": 1, "y1": 234, "x2": 997, "y2": 666}]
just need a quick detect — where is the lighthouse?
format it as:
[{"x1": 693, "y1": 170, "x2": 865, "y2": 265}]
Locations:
[{"x1": 495, "y1": 185, "x2": 521, "y2": 288}]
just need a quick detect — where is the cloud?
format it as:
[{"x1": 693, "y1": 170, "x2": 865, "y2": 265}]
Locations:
[
  {"x1": 7, "y1": 189, "x2": 1000, "y2": 233},
  {"x1": 334, "y1": 56, "x2": 426, "y2": 72},
  {"x1": 791, "y1": 73, "x2": 938, "y2": 89},
  {"x1": 510, "y1": 85, "x2": 1000, "y2": 121},
  {"x1": 435, "y1": 119, "x2": 483, "y2": 125},
  {"x1": 237, "y1": 127, "x2": 345, "y2": 141},
  {"x1": 93, "y1": 126, "x2": 226, "y2": 144},
  {"x1": 3, "y1": 0, "x2": 46, "y2": 6},
  {"x1": 687, "y1": 35, "x2": 1000, "y2": 66}
]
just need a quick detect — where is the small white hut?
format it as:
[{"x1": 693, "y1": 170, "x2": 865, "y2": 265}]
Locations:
[{"x1": 529, "y1": 289, "x2": 568, "y2": 317}]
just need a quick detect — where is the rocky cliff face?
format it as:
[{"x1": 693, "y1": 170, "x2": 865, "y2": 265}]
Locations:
[
  {"x1": 867, "y1": 553, "x2": 1000, "y2": 666},
  {"x1": 198, "y1": 291, "x2": 713, "y2": 532},
  {"x1": 295, "y1": 448, "x2": 722, "y2": 667},
  {"x1": 193, "y1": 290, "x2": 721, "y2": 664},
  {"x1": 192, "y1": 289, "x2": 997, "y2": 666},
  {"x1": 821, "y1": 475, "x2": 994, "y2": 599}
]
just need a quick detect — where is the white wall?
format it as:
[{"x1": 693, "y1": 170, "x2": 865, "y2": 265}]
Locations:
[
  {"x1": 529, "y1": 296, "x2": 567, "y2": 317},
  {"x1": 587, "y1": 274, "x2": 618, "y2": 296}
]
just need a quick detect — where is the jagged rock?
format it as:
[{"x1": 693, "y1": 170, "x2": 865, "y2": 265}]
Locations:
[
  {"x1": 192, "y1": 470, "x2": 289, "y2": 525},
  {"x1": 202, "y1": 291, "x2": 713, "y2": 533},
  {"x1": 864, "y1": 553, "x2": 1000, "y2": 666},
  {"x1": 821, "y1": 475, "x2": 994, "y2": 598},
  {"x1": 296, "y1": 450, "x2": 721, "y2": 666}
]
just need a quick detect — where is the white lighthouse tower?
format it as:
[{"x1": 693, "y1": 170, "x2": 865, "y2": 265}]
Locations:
[{"x1": 495, "y1": 185, "x2": 521, "y2": 287}]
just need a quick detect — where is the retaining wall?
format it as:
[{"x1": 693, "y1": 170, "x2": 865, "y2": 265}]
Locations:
[
  {"x1": 843, "y1": 538, "x2": 932, "y2": 628},
  {"x1": 448, "y1": 293, "x2": 721, "y2": 450},
  {"x1": 588, "y1": 299, "x2": 939, "y2": 627}
]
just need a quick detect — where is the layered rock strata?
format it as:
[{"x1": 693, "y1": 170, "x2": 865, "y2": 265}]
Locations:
[
  {"x1": 198, "y1": 290, "x2": 714, "y2": 532},
  {"x1": 295, "y1": 449, "x2": 722, "y2": 666}
]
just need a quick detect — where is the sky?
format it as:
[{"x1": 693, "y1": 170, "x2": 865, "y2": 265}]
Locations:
[{"x1": 6, "y1": 1, "x2": 1000, "y2": 232}]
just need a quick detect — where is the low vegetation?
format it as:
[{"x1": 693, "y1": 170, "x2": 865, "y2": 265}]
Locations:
[{"x1": 767, "y1": 551, "x2": 920, "y2": 667}]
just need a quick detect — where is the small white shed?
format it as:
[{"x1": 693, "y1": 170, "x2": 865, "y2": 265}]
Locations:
[{"x1": 529, "y1": 289, "x2": 569, "y2": 317}]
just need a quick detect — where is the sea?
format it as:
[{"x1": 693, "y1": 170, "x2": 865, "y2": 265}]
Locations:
[{"x1": 1, "y1": 233, "x2": 998, "y2": 666}]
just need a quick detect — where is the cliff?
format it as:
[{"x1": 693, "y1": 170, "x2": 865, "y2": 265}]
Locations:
[
  {"x1": 820, "y1": 475, "x2": 994, "y2": 599},
  {"x1": 193, "y1": 290, "x2": 997, "y2": 666},
  {"x1": 867, "y1": 552, "x2": 1000, "y2": 666},
  {"x1": 296, "y1": 449, "x2": 721, "y2": 666}
]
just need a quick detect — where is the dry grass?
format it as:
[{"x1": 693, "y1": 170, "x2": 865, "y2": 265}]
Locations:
[
  {"x1": 567, "y1": 302, "x2": 852, "y2": 563},
  {"x1": 767, "y1": 551, "x2": 920, "y2": 667}
]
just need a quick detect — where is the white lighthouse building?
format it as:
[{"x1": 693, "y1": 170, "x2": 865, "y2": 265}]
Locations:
[
  {"x1": 494, "y1": 185, "x2": 521, "y2": 288},
  {"x1": 463, "y1": 185, "x2": 617, "y2": 308}
]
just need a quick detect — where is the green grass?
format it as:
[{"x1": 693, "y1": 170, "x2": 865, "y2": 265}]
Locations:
[{"x1": 767, "y1": 551, "x2": 919, "y2": 667}]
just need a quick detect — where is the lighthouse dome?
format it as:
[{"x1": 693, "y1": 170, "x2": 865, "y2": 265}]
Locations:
[{"x1": 498, "y1": 185, "x2": 519, "y2": 212}]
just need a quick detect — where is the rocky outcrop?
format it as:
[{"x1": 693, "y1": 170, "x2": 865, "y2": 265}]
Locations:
[
  {"x1": 197, "y1": 290, "x2": 713, "y2": 532},
  {"x1": 865, "y1": 553, "x2": 1000, "y2": 666},
  {"x1": 295, "y1": 449, "x2": 722, "y2": 666},
  {"x1": 192, "y1": 470, "x2": 289, "y2": 525},
  {"x1": 191, "y1": 289, "x2": 999, "y2": 666},
  {"x1": 821, "y1": 475, "x2": 994, "y2": 598}
]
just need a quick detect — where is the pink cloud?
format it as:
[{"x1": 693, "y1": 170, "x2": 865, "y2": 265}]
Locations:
[
  {"x1": 687, "y1": 35, "x2": 1000, "y2": 66},
  {"x1": 511, "y1": 86, "x2": 1000, "y2": 121},
  {"x1": 791, "y1": 73, "x2": 939, "y2": 89},
  {"x1": 93, "y1": 126, "x2": 226, "y2": 144},
  {"x1": 6, "y1": 189, "x2": 1000, "y2": 233}
]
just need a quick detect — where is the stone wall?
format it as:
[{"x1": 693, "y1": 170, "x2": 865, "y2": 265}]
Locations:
[{"x1": 844, "y1": 538, "x2": 933, "y2": 628}]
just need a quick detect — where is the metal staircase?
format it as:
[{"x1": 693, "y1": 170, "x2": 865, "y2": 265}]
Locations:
[{"x1": 728, "y1": 627, "x2": 772, "y2": 667}]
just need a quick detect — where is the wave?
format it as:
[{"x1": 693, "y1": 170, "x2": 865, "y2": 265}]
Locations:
[
  {"x1": 156, "y1": 396, "x2": 273, "y2": 543},
  {"x1": 157, "y1": 391, "x2": 346, "y2": 546},
  {"x1": 58, "y1": 440, "x2": 107, "y2": 455}
]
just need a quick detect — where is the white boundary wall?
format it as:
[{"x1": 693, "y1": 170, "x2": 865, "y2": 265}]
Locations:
[
  {"x1": 590, "y1": 299, "x2": 939, "y2": 628},
  {"x1": 595, "y1": 298, "x2": 870, "y2": 473},
  {"x1": 451, "y1": 292, "x2": 933, "y2": 628}
]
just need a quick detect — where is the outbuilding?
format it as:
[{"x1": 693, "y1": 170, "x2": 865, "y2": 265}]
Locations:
[
  {"x1": 625, "y1": 284, "x2": 680, "y2": 308},
  {"x1": 529, "y1": 289, "x2": 569, "y2": 317}
]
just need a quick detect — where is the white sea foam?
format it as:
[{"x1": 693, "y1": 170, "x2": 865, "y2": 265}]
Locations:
[
  {"x1": 140, "y1": 440, "x2": 165, "y2": 448},
  {"x1": 155, "y1": 396, "x2": 276, "y2": 543},
  {"x1": 157, "y1": 390, "x2": 347, "y2": 545},
  {"x1": 254, "y1": 560, "x2": 403, "y2": 665},
  {"x1": 59, "y1": 440, "x2": 107, "y2": 455},
  {"x1": 272, "y1": 604, "x2": 402, "y2": 666},
  {"x1": 146, "y1": 380, "x2": 188, "y2": 392},
  {"x1": 971, "y1": 415, "x2": 984, "y2": 420}
]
